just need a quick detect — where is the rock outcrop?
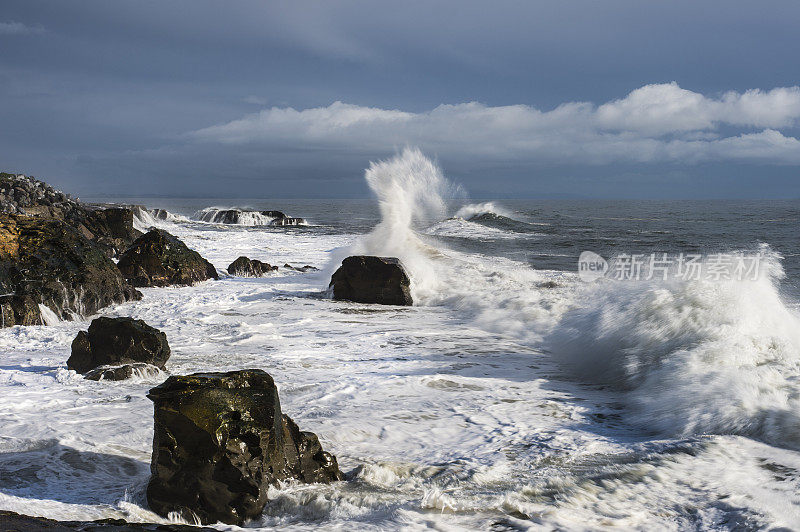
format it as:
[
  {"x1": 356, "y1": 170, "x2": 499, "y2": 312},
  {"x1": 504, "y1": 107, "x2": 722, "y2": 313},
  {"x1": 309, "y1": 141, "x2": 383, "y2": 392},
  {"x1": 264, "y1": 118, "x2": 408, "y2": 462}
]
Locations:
[
  {"x1": 0, "y1": 173, "x2": 143, "y2": 257},
  {"x1": 227, "y1": 256, "x2": 278, "y2": 277},
  {"x1": 146, "y1": 369, "x2": 342, "y2": 525},
  {"x1": 329, "y1": 256, "x2": 412, "y2": 305},
  {"x1": 195, "y1": 207, "x2": 305, "y2": 226},
  {"x1": 0, "y1": 213, "x2": 141, "y2": 325},
  {"x1": 117, "y1": 229, "x2": 218, "y2": 287},
  {"x1": 67, "y1": 317, "x2": 171, "y2": 375}
]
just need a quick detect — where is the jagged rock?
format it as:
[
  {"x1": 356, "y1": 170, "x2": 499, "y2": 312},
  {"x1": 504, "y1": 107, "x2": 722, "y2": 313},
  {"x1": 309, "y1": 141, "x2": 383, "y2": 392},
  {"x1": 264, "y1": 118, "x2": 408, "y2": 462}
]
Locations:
[
  {"x1": 76, "y1": 207, "x2": 142, "y2": 258},
  {"x1": 227, "y1": 256, "x2": 278, "y2": 277},
  {"x1": 146, "y1": 369, "x2": 342, "y2": 526},
  {"x1": 329, "y1": 256, "x2": 412, "y2": 305},
  {"x1": 0, "y1": 294, "x2": 42, "y2": 327},
  {"x1": 0, "y1": 213, "x2": 141, "y2": 325},
  {"x1": 84, "y1": 362, "x2": 162, "y2": 381},
  {"x1": 117, "y1": 229, "x2": 218, "y2": 287},
  {"x1": 0, "y1": 509, "x2": 215, "y2": 531},
  {"x1": 67, "y1": 317, "x2": 170, "y2": 374}
]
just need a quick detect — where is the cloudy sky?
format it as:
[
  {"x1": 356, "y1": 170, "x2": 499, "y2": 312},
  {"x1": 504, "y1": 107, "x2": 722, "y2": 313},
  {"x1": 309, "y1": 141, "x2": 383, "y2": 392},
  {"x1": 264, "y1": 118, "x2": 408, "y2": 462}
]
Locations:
[{"x1": 1, "y1": 1, "x2": 799, "y2": 198}]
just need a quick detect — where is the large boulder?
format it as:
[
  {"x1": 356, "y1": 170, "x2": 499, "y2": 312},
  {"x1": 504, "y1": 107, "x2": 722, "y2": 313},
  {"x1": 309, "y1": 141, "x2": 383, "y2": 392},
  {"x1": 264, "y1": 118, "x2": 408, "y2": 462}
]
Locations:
[
  {"x1": 226, "y1": 256, "x2": 277, "y2": 277},
  {"x1": 146, "y1": 369, "x2": 342, "y2": 525},
  {"x1": 0, "y1": 213, "x2": 141, "y2": 325},
  {"x1": 329, "y1": 256, "x2": 412, "y2": 305},
  {"x1": 117, "y1": 229, "x2": 218, "y2": 287},
  {"x1": 67, "y1": 316, "x2": 171, "y2": 374}
]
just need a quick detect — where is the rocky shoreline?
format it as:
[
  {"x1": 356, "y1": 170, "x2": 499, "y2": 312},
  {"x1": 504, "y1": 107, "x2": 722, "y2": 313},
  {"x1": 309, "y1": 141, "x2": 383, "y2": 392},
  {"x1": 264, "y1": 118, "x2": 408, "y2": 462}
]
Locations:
[{"x1": 0, "y1": 172, "x2": 415, "y2": 527}]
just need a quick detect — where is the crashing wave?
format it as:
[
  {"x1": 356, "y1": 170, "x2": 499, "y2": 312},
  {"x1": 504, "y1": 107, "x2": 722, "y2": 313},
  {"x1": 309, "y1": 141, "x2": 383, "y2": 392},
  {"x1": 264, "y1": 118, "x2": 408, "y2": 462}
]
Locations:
[
  {"x1": 193, "y1": 207, "x2": 306, "y2": 226},
  {"x1": 340, "y1": 147, "x2": 800, "y2": 451},
  {"x1": 548, "y1": 248, "x2": 800, "y2": 449}
]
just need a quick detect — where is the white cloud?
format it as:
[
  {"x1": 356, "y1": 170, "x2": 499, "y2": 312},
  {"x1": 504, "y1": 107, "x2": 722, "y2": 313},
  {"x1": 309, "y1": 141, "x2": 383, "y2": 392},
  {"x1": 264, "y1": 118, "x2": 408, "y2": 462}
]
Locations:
[
  {"x1": 190, "y1": 83, "x2": 800, "y2": 165},
  {"x1": 0, "y1": 21, "x2": 45, "y2": 36}
]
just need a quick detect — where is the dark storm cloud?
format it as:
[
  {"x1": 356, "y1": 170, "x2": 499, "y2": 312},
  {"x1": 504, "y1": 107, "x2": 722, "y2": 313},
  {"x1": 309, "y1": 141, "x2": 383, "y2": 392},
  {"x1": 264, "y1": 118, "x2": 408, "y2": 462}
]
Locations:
[{"x1": 0, "y1": 0, "x2": 799, "y2": 198}]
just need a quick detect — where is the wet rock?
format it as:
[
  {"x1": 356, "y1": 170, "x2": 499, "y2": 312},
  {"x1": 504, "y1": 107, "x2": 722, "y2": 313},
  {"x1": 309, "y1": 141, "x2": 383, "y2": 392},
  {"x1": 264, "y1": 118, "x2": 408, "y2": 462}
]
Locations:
[
  {"x1": 283, "y1": 263, "x2": 318, "y2": 272},
  {"x1": 280, "y1": 414, "x2": 343, "y2": 483},
  {"x1": 0, "y1": 294, "x2": 42, "y2": 327},
  {"x1": 227, "y1": 256, "x2": 277, "y2": 277},
  {"x1": 146, "y1": 369, "x2": 342, "y2": 526},
  {"x1": 67, "y1": 317, "x2": 170, "y2": 374},
  {"x1": 0, "y1": 213, "x2": 141, "y2": 325},
  {"x1": 117, "y1": 229, "x2": 218, "y2": 287},
  {"x1": 84, "y1": 362, "x2": 162, "y2": 381},
  {"x1": 329, "y1": 256, "x2": 412, "y2": 305}
]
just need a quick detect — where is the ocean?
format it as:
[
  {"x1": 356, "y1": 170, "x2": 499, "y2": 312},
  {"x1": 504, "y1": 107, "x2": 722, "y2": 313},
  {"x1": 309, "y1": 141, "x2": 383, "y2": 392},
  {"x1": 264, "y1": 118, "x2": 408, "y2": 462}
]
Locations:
[{"x1": 2, "y1": 150, "x2": 800, "y2": 529}]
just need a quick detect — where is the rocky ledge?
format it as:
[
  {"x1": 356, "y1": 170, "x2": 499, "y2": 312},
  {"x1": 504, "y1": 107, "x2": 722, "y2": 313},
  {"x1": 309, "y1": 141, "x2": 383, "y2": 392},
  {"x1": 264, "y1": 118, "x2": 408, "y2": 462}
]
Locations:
[
  {"x1": 0, "y1": 173, "x2": 143, "y2": 257},
  {"x1": 147, "y1": 369, "x2": 342, "y2": 525}
]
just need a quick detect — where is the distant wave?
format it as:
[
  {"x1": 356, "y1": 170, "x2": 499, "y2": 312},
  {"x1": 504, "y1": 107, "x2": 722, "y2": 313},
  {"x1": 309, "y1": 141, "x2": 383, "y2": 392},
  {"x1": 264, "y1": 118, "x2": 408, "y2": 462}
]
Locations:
[
  {"x1": 193, "y1": 207, "x2": 307, "y2": 226},
  {"x1": 454, "y1": 202, "x2": 511, "y2": 219},
  {"x1": 132, "y1": 207, "x2": 189, "y2": 232}
]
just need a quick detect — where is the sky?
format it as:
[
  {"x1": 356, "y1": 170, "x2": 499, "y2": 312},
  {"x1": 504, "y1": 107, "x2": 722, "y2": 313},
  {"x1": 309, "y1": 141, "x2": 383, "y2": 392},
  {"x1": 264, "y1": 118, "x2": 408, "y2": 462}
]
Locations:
[{"x1": 1, "y1": 0, "x2": 799, "y2": 199}]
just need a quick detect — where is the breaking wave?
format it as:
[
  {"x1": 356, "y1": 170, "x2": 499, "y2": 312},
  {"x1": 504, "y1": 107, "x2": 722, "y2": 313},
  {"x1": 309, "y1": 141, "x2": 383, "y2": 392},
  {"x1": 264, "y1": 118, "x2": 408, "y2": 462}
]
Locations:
[
  {"x1": 346, "y1": 147, "x2": 800, "y2": 450},
  {"x1": 193, "y1": 207, "x2": 307, "y2": 226}
]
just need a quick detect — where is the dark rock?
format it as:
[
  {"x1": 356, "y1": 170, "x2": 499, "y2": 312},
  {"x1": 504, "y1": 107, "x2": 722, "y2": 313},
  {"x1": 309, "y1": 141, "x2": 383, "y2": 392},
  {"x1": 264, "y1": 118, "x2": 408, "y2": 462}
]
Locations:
[
  {"x1": 281, "y1": 414, "x2": 342, "y2": 484},
  {"x1": 146, "y1": 369, "x2": 342, "y2": 526},
  {"x1": 283, "y1": 263, "x2": 318, "y2": 272},
  {"x1": 0, "y1": 509, "x2": 215, "y2": 531},
  {"x1": 227, "y1": 256, "x2": 277, "y2": 277},
  {"x1": 117, "y1": 229, "x2": 218, "y2": 287},
  {"x1": 329, "y1": 256, "x2": 412, "y2": 305},
  {"x1": 0, "y1": 213, "x2": 141, "y2": 325},
  {"x1": 68, "y1": 317, "x2": 171, "y2": 374},
  {"x1": 84, "y1": 362, "x2": 162, "y2": 381},
  {"x1": 0, "y1": 294, "x2": 42, "y2": 327}
]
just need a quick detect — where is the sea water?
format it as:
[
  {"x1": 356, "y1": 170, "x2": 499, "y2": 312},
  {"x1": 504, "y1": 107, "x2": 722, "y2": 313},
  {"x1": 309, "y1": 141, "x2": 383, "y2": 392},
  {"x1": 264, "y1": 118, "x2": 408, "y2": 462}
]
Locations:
[{"x1": 2, "y1": 149, "x2": 800, "y2": 530}]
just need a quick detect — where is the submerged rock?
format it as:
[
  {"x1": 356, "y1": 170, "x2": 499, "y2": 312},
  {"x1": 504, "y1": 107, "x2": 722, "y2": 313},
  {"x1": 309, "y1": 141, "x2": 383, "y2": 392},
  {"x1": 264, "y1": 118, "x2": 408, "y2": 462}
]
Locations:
[
  {"x1": 227, "y1": 256, "x2": 278, "y2": 277},
  {"x1": 146, "y1": 369, "x2": 342, "y2": 525},
  {"x1": 283, "y1": 263, "x2": 318, "y2": 272},
  {"x1": 0, "y1": 213, "x2": 141, "y2": 325},
  {"x1": 329, "y1": 256, "x2": 412, "y2": 305},
  {"x1": 0, "y1": 509, "x2": 214, "y2": 531},
  {"x1": 67, "y1": 317, "x2": 171, "y2": 374},
  {"x1": 84, "y1": 362, "x2": 162, "y2": 381},
  {"x1": 117, "y1": 229, "x2": 218, "y2": 287}
]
